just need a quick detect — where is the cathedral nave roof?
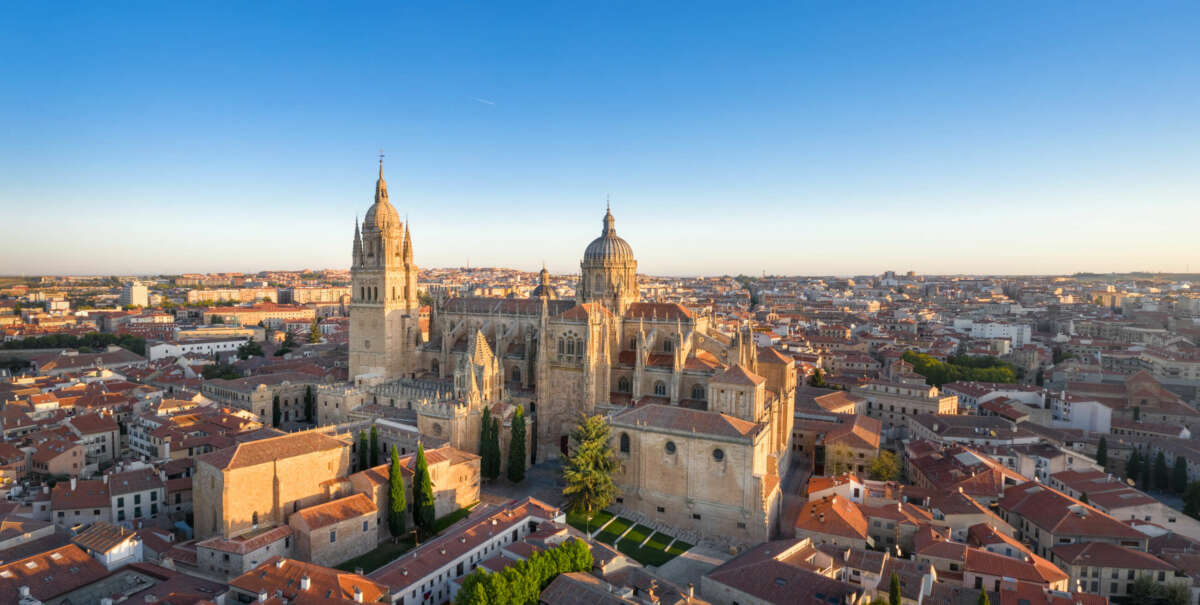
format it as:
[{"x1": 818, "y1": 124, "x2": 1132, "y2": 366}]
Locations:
[{"x1": 610, "y1": 403, "x2": 763, "y2": 441}]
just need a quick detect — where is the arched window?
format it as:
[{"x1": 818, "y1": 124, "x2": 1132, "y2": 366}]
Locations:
[
  {"x1": 618, "y1": 376, "x2": 631, "y2": 393},
  {"x1": 558, "y1": 338, "x2": 565, "y2": 357},
  {"x1": 252, "y1": 511, "x2": 259, "y2": 528},
  {"x1": 360, "y1": 286, "x2": 365, "y2": 300},
  {"x1": 619, "y1": 433, "x2": 630, "y2": 454},
  {"x1": 692, "y1": 384, "x2": 706, "y2": 400},
  {"x1": 431, "y1": 359, "x2": 440, "y2": 376},
  {"x1": 664, "y1": 339, "x2": 673, "y2": 353},
  {"x1": 654, "y1": 381, "x2": 666, "y2": 396},
  {"x1": 576, "y1": 338, "x2": 585, "y2": 359}
]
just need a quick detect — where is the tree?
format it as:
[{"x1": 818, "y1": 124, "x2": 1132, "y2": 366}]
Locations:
[
  {"x1": 1079, "y1": 492, "x2": 1089, "y2": 504},
  {"x1": 562, "y1": 414, "x2": 618, "y2": 515},
  {"x1": 236, "y1": 339, "x2": 264, "y2": 360},
  {"x1": 1174, "y1": 456, "x2": 1188, "y2": 494},
  {"x1": 210, "y1": 314, "x2": 224, "y2": 324},
  {"x1": 507, "y1": 407, "x2": 526, "y2": 483},
  {"x1": 889, "y1": 572, "x2": 902, "y2": 605},
  {"x1": 1134, "y1": 406, "x2": 1142, "y2": 421},
  {"x1": 1155, "y1": 452, "x2": 1170, "y2": 492},
  {"x1": 271, "y1": 395, "x2": 281, "y2": 427},
  {"x1": 358, "y1": 430, "x2": 369, "y2": 471},
  {"x1": 369, "y1": 425, "x2": 380, "y2": 467},
  {"x1": 809, "y1": 368, "x2": 828, "y2": 388},
  {"x1": 413, "y1": 443, "x2": 436, "y2": 530},
  {"x1": 827, "y1": 443, "x2": 853, "y2": 476},
  {"x1": 1185, "y1": 482, "x2": 1200, "y2": 518},
  {"x1": 977, "y1": 589, "x2": 990, "y2": 605},
  {"x1": 1126, "y1": 450, "x2": 1142, "y2": 482},
  {"x1": 304, "y1": 386, "x2": 315, "y2": 423},
  {"x1": 869, "y1": 451, "x2": 900, "y2": 481},
  {"x1": 479, "y1": 407, "x2": 496, "y2": 480},
  {"x1": 1096, "y1": 436, "x2": 1108, "y2": 469},
  {"x1": 387, "y1": 445, "x2": 407, "y2": 537},
  {"x1": 308, "y1": 316, "x2": 321, "y2": 343}
]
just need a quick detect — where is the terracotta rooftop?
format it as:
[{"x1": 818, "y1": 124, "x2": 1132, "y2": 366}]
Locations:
[
  {"x1": 610, "y1": 404, "x2": 763, "y2": 442},
  {"x1": 198, "y1": 430, "x2": 345, "y2": 471},
  {"x1": 293, "y1": 493, "x2": 376, "y2": 531}
]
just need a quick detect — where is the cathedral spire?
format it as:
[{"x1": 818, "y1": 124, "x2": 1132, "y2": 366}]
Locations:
[
  {"x1": 403, "y1": 220, "x2": 413, "y2": 263},
  {"x1": 375, "y1": 155, "x2": 388, "y2": 205}
]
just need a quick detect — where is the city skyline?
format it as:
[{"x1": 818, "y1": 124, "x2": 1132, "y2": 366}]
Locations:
[{"x1": 2, "y1": 3, "x2": 1199, "y2": 276}]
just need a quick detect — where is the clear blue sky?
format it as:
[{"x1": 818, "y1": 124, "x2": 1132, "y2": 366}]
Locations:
[{"x1": 2, "y1": 2, "x2": 1198, "y2": 276}]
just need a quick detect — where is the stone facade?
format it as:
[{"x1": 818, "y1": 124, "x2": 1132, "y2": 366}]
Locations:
[
  {"x1": 193, "y1": 431, "x2": 350, "y2": 540},
  {"x1": 288, "y1": 493, "x2": 377, "y2": 568}
]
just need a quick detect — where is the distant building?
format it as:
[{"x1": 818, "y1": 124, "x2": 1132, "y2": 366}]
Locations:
[{"x1": 120, "y1": 281, "x2": 149, "y2": 308}]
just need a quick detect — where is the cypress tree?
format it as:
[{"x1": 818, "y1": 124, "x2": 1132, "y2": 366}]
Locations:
[
  {"x1": 271, "y1": 395, "x2": 281, "y2": 427},
  {"x1": 889, "y1": 572, "x2": 902, "y2": 605},
  {"x1": 483, "y1": 414, "x2": 501, "y2": 481},
  {"x1": 388, "y1": 445, "x2": 406, "y2": 537},
  {"x1": 413, "y1": 442, "x2": 436, "y2": 530},
  {"x1": 508, "y1": 407, "x2": 527, "y2": 483},
  {"x1": 1142, "y1": 453, "x2": 1153, "y2": 489},
  {"x1": 479, "y1": 407, "x2": 493, "y2": 479},
  {"x1": 308, "y1": 316, "x2": 321, "y2": 343},
  {"x1": 1096, "y1": 436, "x2": 1108, "y2": 468},
  {"x1": 304, "y1": 385, "x2": 315, "y2": 423},
  {"x1": 358, "y1": 430, "x2": 369, "y2": 471},
  {"x1": 1155, "y1": 452, "x2": 1170, "y2": 492},
  {"x1": 1175, "y1": 456, "x2": 1189, "y2": 494},
  {"x1": 978, "y1": 589, "x2": 990, "y2": 605},
  {"x1": 1126, "y1": 450, "x2": 1141, "y2": 482},
  {"x1": 369, "y1": 425, "x2": 380, "y2": 467}
]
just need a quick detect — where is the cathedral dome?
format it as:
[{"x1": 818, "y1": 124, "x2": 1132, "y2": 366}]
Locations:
[
  {"x1": 364, "y1": 163, "x2": 401, "y2": 230},
  {"x1": 583, "y1": 208, "x2": 635, "y2": 263}
]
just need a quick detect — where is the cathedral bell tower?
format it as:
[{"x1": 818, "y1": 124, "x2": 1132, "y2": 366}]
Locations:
[{"x1": 349, "y1": 159, "x2": 421, "y2": 379}]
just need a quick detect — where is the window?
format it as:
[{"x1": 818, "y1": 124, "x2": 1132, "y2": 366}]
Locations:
[
  {"x1": 692, "y1": 384, "x2": 706, "y2": 400},
  {"x1": 713, "y1": 448, "x2": 725, "y2": 462},
  {"x1": 665, "y1": 441, "x2": 676, "y2": 455},
  {"x1": 363, "y1": 521, "x2": 369, "y2": 532},
  {"x1": 737, "y1": 522, "x2": 746, "y2": 529},
  {"x1": 117, "y1": 497, "x2": 125, "y2": 507},
  {"x1": 654, "y1": 381, "x2": 666, "y2": 396},
  {"x1": 619, "y1": 433, "x2": 630, "y2": 454},
  {"x1": 330, "y1": 530, "x2": 336, "y2": 543},
  {"x1": 252, "y1": 512, "x2": 259, "y2": 527},
  {"x1": 618, "y1": 376, "x2": 631, "y2": 393},
  {"x1": 656, "y1": 506, "x2": 665, "y2": 513}
]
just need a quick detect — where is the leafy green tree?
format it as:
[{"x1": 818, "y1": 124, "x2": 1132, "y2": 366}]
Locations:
[
  {"x1": 236, "y1": 339, "x2": 264, "y2": 359},
  {"x1": 1174, "y1": 456, "x2": 1188, "y2": 494},
  {"x1": 1155, "y1": 452, "x2": 1170, "y2": 492},
  {"x1": 413, "y1": 443, "x2": 436, "y2": 530},
  {"x1": 889, "y1": 572, "x2": 902, "y2": 605},
  {"x1": 1079, "y1": 492, "x2": 1089, "y2": 504},
  {"x1": 809, "y1": 368, "x2": 828, "y2": 388},
  {"x1": 482, "y1": 413, "x2": 502, "y2": 481},
  {"x1": 369, "y1": 425, "x2": 380, "y2": 467},
  {"x1": 304, "y1": 385, "x2": 315, "y2": 423},
  {"x1": 507, "y1": 407, "x2": 526, "y2": 483},
  {"x1": 358, "y1": 430, "x2": 369, "y2": 471},
  {"x1": 308, "y1": 316, "x2": 321, "y2": 343},
  {"x1": 388, "y1": 445, "x2": 407, "y2": 537},
  {"x1": 869, "y1": 451, "x2": 899, "y2": 481},
  {"x1": 1096, "y1": 436, "x2": 1107, "y2": 468},
  {"x1": 271, "y1": 395, "x2": 281, "y2": 427},
  {"x1": 562, "y1": 414, "x2": 618, "y2": 515},
  {"x1": 210, "y1": 315, "x2": 223, "y2": 324},
  {"x1": 977, "y1": 589, "x2": 990, "y2": 605}
]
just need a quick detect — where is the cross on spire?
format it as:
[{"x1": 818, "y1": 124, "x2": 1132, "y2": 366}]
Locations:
[{"x1": 378, "y1": 149, "x2": 385, "y2": 176}]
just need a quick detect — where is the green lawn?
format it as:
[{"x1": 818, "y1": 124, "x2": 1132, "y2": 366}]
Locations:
[
  {"x1": 335, "y1": 539, "x2": 415, "y2": 573},
  {"x1": 666, "y1": 539, "x2": 693, "y2": 556},
  {"x1": 644, "y1": 531, "x2": 673, "y2": 551},
  {"x1": 616, "y1": 528, "x2": 682, "y2": 567},
  {"x1": 565, "y1": 509, "x2": 616, "y2": 534},
  {"x1": 431, "y1": 503, "x2": 476, "y2": 534},
  {"x1": 595, "y1": 516, "x2": 633, "y2": 544}
]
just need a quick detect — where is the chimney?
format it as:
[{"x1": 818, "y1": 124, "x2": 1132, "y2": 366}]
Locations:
[
  {"x1": 819, "y1": 513, "x2": 825, "y2": 523},
  {"x1": 103, "y1": 474, "x2": 109, "y2": 484},
  {"x1": 19, "y1": 586, "x2": 31, "y2": 598},
  {"x1": 300, "y1": 575, "x2": 311, "y2": 590},
  {"x1": 355, "y1": 567, "x2": 364, "y2": 576},
  {"x1": 257, "y1": 590, "x2": 269, "y2": 603},
  {"x1": 688, "y1": 583, "x2": 695, "y2": 599},
  {"x1": 70, "y1": 477, "x2": 77, "y2": 490},
  {"x1": 274, "y1": 558, "x2": 285, "y2": 568},
  {"x1": 353, "y1": 586, "x2": 364, "y2": 603},
  {"x1": 100, "y1": 599, "x2": 114, "y2": 605}
]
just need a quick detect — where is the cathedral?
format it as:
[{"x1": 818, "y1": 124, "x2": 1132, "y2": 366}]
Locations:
[{"x1": 349, "y1": 164, "x2": 794, "y2": 544}]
